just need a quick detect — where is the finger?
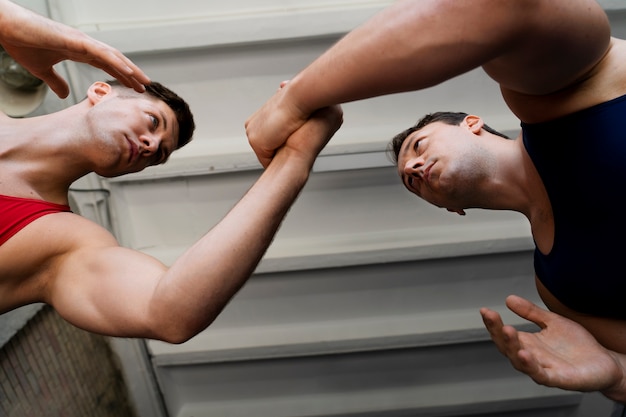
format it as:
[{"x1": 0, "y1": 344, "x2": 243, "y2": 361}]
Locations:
[
  {"x1": 99, "y1": 61, "x2": 149, "y2": 93},
  {"x1": 97, "y1": 66, "x2": 147, "y2": 94},
  {"x1": 123, "y1": 61, "x2": 150, "y2": 86},
  {"x1": 482, "y1": 309, "x2": 547, "y2": 377},
  {"x1": 480, "y1": 307, "x2": 508, "y2": 354},
  {"x1": 505, "y1": 295, "x2": 551, "y2": 329},
  {"x1": 114, "y1": 55, "x2": 151, "y2": 91},
  {"x1": 259, "y1": 153, "x2": 273, "y2": 169},
  {"x1": 480, "y1": 307, "x2": 504, "y2": 334},
  {"x1": 499, "y1": 326, "x2": 553, "y2": 384},
  {"x1": 481, "y1": 307, "x2": 528, "y2": 359},
  {"x1": 86, "y1": 47, "x2": 150, "y2": 92},
  {"x1": 126, "y1": 76, "x2": 148, "y2": 94},
  {"x1": 38, "y1": 68, "x2": 70, "y2": 99},
  {"x1": 498, "y1": 337, "x2": 550, "y2": 384},
  {"x1": 513, "y1": 348, "x2": 548, "y2": 382},
  {"x1": 501, "y1": 324, "x2": 523, "y2": 356}
]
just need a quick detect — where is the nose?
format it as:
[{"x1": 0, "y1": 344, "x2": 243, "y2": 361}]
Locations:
[
  {"x1": 139, "y1": 134, "x2": 160, "y2": 156},
  {"x1": 403, "y1": 156, "x2": 424, "y2": 177}
]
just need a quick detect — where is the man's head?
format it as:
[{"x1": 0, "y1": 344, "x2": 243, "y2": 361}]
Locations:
[
  {"x1": 388, "y1": 111, "x2": 510, "y2": 214},
  {"x1": 108, "y1": 80, "x2": 195, "y2": 151},
  {"x1": 388, "y1": 112, "x2": 508, "y2": 163},
  {"x1": 82, "y1": 80, "x2": 196, "y2": 178}
]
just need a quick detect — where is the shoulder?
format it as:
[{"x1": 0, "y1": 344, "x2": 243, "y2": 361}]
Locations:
[
  {"x1": 11, "y1": 210, "x2": 118, "y2": 249},
  {"x1": 0, "y1": 211, "x2": 118, "y2": 311},
  {"x1": 484, "y1": 0, "x2": 611, "y2": 116},
  {"x1": 502, "y1": 38, "x2": 626, "y2": 123}
]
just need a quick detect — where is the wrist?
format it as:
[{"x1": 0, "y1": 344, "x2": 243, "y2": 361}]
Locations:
[
  {"x1": 601, "y1": 352, "x2": 626, "y2": 403},
  {"x1": 601, "y1": 384, "x2": 626, "y2": 404},
  {"x1": 285, "y1": 72, "x2": 319, "y2": 119},
  {"x1": 271, "y1": 146, "x2": 314, "y2": 178}
]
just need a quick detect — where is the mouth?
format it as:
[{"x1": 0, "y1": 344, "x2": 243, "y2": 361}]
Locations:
[
  {"x1": 126, "y1": 136, "x2": 138, "y2": 163},
  {"x1": 423, "y1": 163, "x2": 433, "y2": 184}
]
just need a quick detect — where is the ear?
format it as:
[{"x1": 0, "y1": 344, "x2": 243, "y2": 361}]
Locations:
[
  {"x1": 86, "y1": 81, "x2": 113, "y2": 105},
  {"x1": 446, "y1": 208, "x2": 466, "y2": 216},
  {"x1": 463, "y1": 115, "x2": 484, "y2": 134}
]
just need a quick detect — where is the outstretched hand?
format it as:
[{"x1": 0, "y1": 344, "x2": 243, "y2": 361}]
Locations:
[
  {"x1": 0, "y1": 0, "x2": 150, "y2": 98},
  {"x1": 481, "y1": 295, "x2": 625, "y2": 397}
]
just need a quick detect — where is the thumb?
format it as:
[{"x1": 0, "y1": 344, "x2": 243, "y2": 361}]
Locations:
[
  {"x1": 505, "y1": 295, "x2": 549, "y2": 329},
  {"x1": 39, "y1": 68, "x2": 70, "y2": 99}
]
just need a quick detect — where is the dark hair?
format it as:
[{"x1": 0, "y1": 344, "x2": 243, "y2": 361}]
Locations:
[
  {"x1": 387, "y1": 111, "x2": 509, "y2": 164},
  {"x1": 109, "y1": 80, "x2": 195, "y2": 150}
]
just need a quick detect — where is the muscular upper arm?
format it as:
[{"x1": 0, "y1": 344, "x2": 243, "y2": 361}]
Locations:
[
  {"x1": 44, "y1": 215, "x2": 169, "y2": 338},
  {"x1": 482, "y1": 0, "x2": 611, "y2": 95},
  {"x1": 52, "y1": 244, "x2": 169, "y2": 338},
  {"x1": 292, "y1": 0, "x2": 611, "y2": 112}
]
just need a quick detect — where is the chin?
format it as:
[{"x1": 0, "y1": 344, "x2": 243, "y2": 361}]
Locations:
[{"x1": 96, "y1": 168, "x2": 135, "y2": 178}]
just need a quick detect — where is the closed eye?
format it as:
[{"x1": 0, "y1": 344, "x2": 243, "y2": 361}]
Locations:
[{"x1": 413, "y1": 137, "x2": 422, "y2": 153}]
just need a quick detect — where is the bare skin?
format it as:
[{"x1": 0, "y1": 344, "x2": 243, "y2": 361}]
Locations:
[
  {"x1": 245, "y1": 0, "x2": 612, "y2": 166},
  {"x1": 481, "y1": 296, "x2": 626, "y2": 401},
  {"x1": 0, "y1": 0, "x2": 149, "y2": 97},
  {"x1": 395, "y1": 116, "x2": 626, "y2": 401},
  {"x1": 0, "y1": 81, "x2": 343, "y2": 342},
  {"x1": 0, "y1": 0, "x2": 346, "y2": 360},
  {"x1": 245, "y1": 0, "x2": 626, "y2": 401}
]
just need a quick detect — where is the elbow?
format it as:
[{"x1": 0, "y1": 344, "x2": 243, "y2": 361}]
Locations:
[
  {"x1": 151, "y1": 325, "x2": 199, "y2": 345},
  {"x1": 157, "y1": 329, "x2": 194, "y2": 345},
  {"x1": 144, "y1": 297, "x2": 224, "y2": 344},
  {"x1": 148, "y1": 315, "x2": 217, "y2": 345}
]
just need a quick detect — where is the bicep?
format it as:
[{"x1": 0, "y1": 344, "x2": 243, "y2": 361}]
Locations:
[{"x1": 50, "y1": 244, "x2": 168, "y2": 339}]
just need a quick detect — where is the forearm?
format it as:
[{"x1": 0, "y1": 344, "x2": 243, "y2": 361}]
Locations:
[
  {"x1": 285, "y1": 0, "x2": 500, "y2": 115},
  {"x1": 50, "y1": 164, "x2": 306, "y2": 343},
  {"x1": 49, "y1": 108, "x2": 339, "y2": 342},
  {"x1": 150, "y1": 149, "x2": 311, "y2": 342}
]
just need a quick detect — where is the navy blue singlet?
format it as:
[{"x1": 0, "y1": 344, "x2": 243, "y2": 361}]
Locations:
[{"x1": 522, "y1": 94, "x2": 626, "y2": 319}]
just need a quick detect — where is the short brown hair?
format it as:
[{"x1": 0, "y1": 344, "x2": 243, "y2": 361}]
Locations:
[
  {"x1": 109, "y1": 80, "x2": 195, "y2": 150},
  {"x1": 387, "y1": 111, "x2": 509, "y2": 163}
]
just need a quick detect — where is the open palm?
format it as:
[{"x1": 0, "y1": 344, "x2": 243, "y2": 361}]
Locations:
[{"x1": 481, "y1": 295, "x2": 624, "y2": 395}]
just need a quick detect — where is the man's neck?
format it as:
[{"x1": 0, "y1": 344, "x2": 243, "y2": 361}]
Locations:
[{"x1": 0, "y1": 110, "x2": 89, "y2": 203}]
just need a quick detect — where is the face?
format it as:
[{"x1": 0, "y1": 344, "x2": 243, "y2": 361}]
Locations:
[
  {"x1": 396, "y1": 120, "x2": 495, "y2": 213},
  {"x1": 84, "y1": 83, "x2": 180, "y2": 177}
]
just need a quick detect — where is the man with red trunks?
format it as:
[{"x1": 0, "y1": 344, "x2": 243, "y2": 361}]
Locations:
[{"x1": 0, "y1": 1, "x2": 343, "y2": 345}]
